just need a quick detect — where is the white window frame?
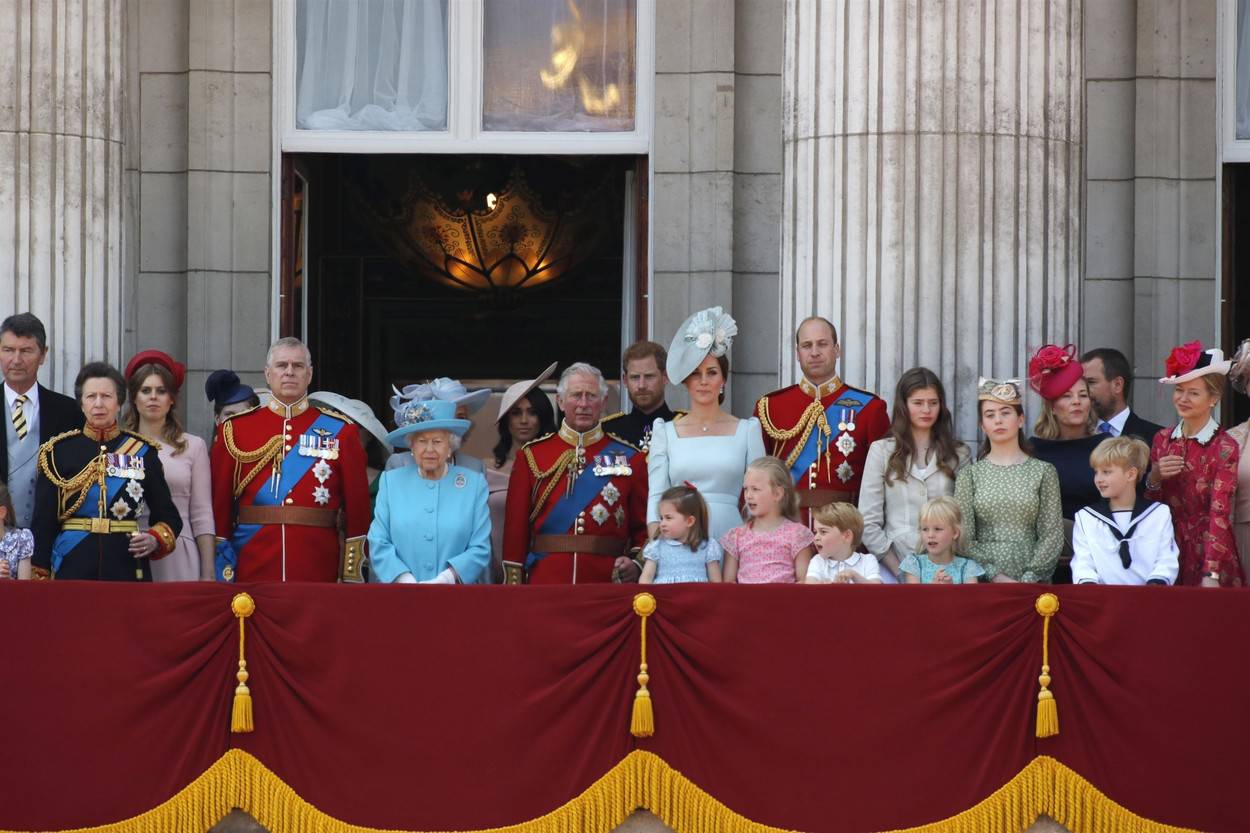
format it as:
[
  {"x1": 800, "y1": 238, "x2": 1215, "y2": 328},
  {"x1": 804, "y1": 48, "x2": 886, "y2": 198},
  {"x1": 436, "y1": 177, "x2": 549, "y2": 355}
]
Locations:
[
  {"x1": 273, "y1": 0, "x2": 654, "y2": 155},
  {"x1": 1220, "y1": 0, "x2": 1250, "y2": 161},
  {"x1": 269, "y1": 0, "x2": 655, "y2": 341}
]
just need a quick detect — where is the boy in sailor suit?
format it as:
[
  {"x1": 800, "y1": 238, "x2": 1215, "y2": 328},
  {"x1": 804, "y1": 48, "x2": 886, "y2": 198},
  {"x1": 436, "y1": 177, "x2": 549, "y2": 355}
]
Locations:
[{"x1": 1072, "y1": 437, "x2": 1179, "y2": 586}]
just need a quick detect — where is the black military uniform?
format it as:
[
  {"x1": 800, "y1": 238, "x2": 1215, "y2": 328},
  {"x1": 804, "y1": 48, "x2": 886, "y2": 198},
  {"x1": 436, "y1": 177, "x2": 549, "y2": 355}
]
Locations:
[
  {"x1": 601, "y1": 403, "x2": 684, "y2": 453},
  {"x1": 31, "y1": 424, "x2": 181, "y2": 581}
]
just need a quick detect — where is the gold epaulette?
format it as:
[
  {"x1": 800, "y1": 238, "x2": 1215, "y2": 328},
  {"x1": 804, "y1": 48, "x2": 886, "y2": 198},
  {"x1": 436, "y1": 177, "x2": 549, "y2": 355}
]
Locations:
[
  {"x1": 520, "y1": 431, "x2": 555, "y2": 451},
  {"x1": 314, "y1": 405, "x2": 354, "y2": 424},
  {"x1": 220, "y1": 403, "x2": 262, "y2": 422},
  {"x1": 601, "y1": 411, "x2": 625, "y2": 422},
  {"x1": 39, "y1": 429, "x2": 81, "y2": 455},
  {"x1": 606, "y1": 432, "x2": 641, "y2": 453},
  {"x1": 673, "y1": 409, "x2": 688, "y2": 417},
  {"x1": 122, "y1": 428, "x2": 162, "y2": 451}
]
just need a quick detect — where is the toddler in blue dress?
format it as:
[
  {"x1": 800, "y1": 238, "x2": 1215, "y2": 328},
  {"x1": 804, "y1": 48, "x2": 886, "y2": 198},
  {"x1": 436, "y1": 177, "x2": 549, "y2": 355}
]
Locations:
[
  {"x1": 0, "y1": 483, "x2": 34, "y2": 580},
  {"x1": 640, "y1": 484, "x2": 723, "y2": 584},
  {"x1": 900, "y1": 496, "x2": 984, "y2": 584}
]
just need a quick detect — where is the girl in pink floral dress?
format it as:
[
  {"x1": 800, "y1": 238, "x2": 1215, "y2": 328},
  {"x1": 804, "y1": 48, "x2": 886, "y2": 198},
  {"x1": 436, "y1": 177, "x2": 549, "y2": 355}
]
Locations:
[
  {"x1": 720, "y1": 456, "x2": 815, "y2": 583},
  {"x1": 1144, "y1": 342, "x2": 1244, "y2": 587}
]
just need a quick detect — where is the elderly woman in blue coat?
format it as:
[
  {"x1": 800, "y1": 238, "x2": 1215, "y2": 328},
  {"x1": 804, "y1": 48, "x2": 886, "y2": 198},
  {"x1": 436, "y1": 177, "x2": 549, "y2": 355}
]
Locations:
[{"x1": 368, "y1": 398, "x2": 491, "y2": 584}]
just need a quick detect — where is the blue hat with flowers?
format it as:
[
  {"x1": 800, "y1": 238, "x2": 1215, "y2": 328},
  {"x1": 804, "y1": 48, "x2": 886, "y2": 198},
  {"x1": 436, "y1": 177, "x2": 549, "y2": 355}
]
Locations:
[
  {"x1": 384, "y1": 398, "x2": 472, "y2": 449},
  {"x1": 665, "y1": 306, "x2": 738, "y2": 384}
]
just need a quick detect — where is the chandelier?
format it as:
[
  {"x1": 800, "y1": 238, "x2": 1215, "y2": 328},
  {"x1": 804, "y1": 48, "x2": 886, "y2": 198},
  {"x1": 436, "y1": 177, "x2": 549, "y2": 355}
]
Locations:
[{"x1": 356, "y1": 164, "x2": 611, "y2": 306}]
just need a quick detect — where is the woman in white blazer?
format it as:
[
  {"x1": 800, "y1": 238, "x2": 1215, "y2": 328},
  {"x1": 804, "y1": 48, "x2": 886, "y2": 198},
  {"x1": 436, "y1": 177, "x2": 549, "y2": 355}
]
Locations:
[{"x1": 859, "y1": 368, "x2": 970, "y2": 582}]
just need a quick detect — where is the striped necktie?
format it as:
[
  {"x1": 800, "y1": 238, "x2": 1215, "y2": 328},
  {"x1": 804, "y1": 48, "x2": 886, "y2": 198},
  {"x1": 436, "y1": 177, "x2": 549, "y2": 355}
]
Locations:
[{"x1": 12, "y1": 394, "x2": 28, "y2": 439}]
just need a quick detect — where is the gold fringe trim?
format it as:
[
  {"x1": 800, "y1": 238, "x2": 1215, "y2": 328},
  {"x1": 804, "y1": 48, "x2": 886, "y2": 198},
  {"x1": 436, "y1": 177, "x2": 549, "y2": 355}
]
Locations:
[{"x1": 0, "y1": 751, "x2": 1207, "y2": 833}]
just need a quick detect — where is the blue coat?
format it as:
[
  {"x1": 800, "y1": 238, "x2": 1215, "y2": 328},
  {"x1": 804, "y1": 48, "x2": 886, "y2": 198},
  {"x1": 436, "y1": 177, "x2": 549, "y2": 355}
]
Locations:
[{"x1": 368, "y1": 464, "x2": 491, "y2": 584}]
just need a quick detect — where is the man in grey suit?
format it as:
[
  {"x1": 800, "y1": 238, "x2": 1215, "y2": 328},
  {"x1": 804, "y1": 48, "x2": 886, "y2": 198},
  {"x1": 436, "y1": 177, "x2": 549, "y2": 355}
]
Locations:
[{"x1": 0, "y1": 314, "x2": 80, "y2": 529}]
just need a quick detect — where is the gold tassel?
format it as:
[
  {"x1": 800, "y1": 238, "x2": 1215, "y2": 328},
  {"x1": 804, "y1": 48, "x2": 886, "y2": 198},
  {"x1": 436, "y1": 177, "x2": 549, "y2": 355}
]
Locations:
[
  {"x1": 1035, "y1": 592, "x2": 1059, "y2": 738},
  {"x1": 231, "y1": 592, "x2": 256, "y2": 734},
  {"x1": 631, "y1": 592, "x2": 656, "y2": 738}
]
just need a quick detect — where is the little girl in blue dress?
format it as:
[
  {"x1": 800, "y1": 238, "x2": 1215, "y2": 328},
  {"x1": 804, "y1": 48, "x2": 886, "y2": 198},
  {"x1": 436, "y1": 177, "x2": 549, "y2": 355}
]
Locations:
[
  {"x1": 639, "y1": 484, "x2": 723, "y2": 584},
  {"x1": 0, "y1": 483, "x2": 34, "y2": 580}
]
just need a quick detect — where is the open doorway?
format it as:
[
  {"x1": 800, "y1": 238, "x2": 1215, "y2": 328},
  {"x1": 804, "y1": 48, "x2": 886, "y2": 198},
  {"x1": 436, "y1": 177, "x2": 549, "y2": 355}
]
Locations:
[
  {"x1": 1222, "y1": 165, "x2": 1250, "y2": 426},
  {"x1": 280, "y1": 153, "x2": 646, "y2": 437}
]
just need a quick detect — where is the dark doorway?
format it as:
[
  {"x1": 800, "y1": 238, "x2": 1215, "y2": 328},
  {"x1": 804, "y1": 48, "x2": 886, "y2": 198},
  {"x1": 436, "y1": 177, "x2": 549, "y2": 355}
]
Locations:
[
  {"x1": 1222, "y1": 165, "x2": 1250, "y2": 427},
  {"x1": 281, "y1": 153, "x2": 639, "y2": 422}
]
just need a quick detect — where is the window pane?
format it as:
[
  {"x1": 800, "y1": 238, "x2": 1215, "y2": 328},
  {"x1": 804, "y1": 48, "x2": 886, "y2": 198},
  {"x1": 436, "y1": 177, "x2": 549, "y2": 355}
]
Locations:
[
  {"x1": 483, "y1": 0, "x2": 636, "y2": 132},
  {"x1": 296, "y1": 0, "x2": 449, "y2": 131}
]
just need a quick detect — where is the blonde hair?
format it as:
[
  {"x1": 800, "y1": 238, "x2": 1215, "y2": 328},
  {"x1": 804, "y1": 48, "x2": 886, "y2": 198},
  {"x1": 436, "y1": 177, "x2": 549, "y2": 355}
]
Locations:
[
  {"x1": 1089, "y1": 436, "x2": 1149, "y2": 480},
  {"x1": 1032, "y1": 392, "x2": 1099, "y2": 440},
  {"x1": 746, "y1": 456, "x2": 800, "y2": 522},
  {"x1": 918, "y1": 496, "x2": 964, "y2": 554},
  {"x1": 810, "y1": 501, "x2": 864, "y2": 548}
]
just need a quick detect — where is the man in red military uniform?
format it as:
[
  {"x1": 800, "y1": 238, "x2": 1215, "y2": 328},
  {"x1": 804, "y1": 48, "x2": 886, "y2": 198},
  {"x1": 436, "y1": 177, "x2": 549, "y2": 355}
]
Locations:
[
  {"x1": 210, "y1": 337, "x2": 370, "y2": 582},
  {"x1": 502, "y1": 362, "x2": 648, "y2": 584},
  {"x1": 754, "y1": 317, "x2": 889, "y2": 517}
]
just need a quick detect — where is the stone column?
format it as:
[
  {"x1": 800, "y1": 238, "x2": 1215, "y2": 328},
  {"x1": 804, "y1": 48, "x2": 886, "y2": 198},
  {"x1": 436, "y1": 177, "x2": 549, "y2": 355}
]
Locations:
[
  {"x1": 0, "y1": 0, "x2": 126, "y2": 389},
  {"x1": 780, "y1": 0, "x2": 1082, "y2": 437}
]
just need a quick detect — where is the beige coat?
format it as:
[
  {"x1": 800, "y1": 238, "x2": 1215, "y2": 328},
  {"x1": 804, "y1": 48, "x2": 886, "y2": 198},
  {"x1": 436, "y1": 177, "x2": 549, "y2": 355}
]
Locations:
[{"x1": 859, "y1": 436, "x2": 971, "y2": 565}]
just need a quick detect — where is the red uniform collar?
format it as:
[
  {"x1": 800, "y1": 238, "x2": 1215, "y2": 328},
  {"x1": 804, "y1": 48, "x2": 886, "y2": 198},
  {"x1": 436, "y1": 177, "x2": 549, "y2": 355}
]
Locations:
[
  {"x1": 799, "y1": 376, "x2": 842, "y2": 399},
  {"x1": 267, "y1": 395, "x2": 310, "y2": 420},
  {"x1": 558, "y1": 421, "x2": 604, "y2": 448},
  {"x1": 82, "y1": 423, "x2": 122, "y2": 442}
]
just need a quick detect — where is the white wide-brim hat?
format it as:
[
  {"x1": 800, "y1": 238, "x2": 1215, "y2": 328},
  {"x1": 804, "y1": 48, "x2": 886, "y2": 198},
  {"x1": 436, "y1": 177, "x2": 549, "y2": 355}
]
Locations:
[
  {"x1": 496, "y1": 362, "x2": 558, "y2": 423},
  {"x1": 1159, "y1": 347, "x2": 1231, "y2": 385},
  {"x1": 665, "y1": 306, "x2": 738, "y2": 384},
  {"x1": 384, "y1": 399, "x2": 471, "y2": 449},
  {"x1": 309, "y1": 391, "x2": 392, "y2": 459}
]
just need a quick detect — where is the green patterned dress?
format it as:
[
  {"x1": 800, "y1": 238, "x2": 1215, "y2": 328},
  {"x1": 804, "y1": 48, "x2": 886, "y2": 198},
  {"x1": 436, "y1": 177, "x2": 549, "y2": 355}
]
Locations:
[{"x1": 954, "y1": 456, "x2": 1064, "y2": 582}]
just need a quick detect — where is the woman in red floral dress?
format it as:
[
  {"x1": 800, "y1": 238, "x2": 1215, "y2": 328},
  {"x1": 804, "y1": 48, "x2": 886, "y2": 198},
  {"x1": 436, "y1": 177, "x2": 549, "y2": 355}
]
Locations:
[{"x1": 1144, "y1": 342, "x2": 1244, "y2": 587}]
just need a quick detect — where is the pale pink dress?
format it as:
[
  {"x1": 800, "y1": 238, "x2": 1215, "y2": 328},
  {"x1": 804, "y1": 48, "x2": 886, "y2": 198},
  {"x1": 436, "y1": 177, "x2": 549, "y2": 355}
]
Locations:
[
  {"x1": 1228, "y1": 421, "x2": 1250, "y2": 581},
  {"x1": 719, "y1": 520, "x2": 815, "y2": 584},
  {"x1": 143, "y1": 433, "x2": 214, "y2": 582},
  {"x1": 483, "y1": 458, "x2": 511, "y2": 584}
]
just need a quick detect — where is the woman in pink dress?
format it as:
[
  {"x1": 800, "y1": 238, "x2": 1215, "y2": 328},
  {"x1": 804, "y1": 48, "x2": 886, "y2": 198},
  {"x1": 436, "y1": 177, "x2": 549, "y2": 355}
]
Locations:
[
  {"x1": 482, "y1": 363, "x2": 558, "y2": 583},
  {"x1": 123, "y1": 350, "x2": 215, "y2": 581},
  {"x1": 1144, "y1": 342, "x2": 1244, "y2": 587}
]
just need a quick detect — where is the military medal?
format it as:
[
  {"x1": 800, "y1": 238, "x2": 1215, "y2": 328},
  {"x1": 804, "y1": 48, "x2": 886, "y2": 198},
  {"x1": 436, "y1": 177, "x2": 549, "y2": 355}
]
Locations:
[
  {"x1": 125, "y1": 479, "x2": 144, "y2": 502},
  {"x1": 312, "y1": 485, "x2": 330, "y2": 505},
  {"x1": 591, "y1": 504, "x2": 610, "y2": 524},
  {"x1": 835, "y1": 432, "x2": 856, "y2": 456},
  {"x1": 600, "y1": 482, "x2": 620, "y2": 506},
  {"x1": 312, "y1": 458, "x2": 332, "y2": 483},
  {"x1": 614, "y1": 507, "x2": 626, "y2": 526},
  {"x1": 110, "y1": 498, "x2": 131, "y2": 520},
  {"x1": 300, "y1": 433, "x2": 340, "y2": 460},
  {"x1": 836, "y1": 461, "x2": 855, "y2": 483}
]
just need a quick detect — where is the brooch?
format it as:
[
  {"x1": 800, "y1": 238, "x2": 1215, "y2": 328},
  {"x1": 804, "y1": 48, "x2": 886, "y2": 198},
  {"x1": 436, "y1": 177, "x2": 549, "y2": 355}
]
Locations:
[{"x1": 454, "y1": 473, "x2": 467, "y2": 489}]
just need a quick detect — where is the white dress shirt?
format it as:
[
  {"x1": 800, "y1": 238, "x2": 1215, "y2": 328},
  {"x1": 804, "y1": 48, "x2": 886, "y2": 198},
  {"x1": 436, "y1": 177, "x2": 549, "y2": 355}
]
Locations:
[
  {"x1": 4, "y1": 383, "x2": 39, "y2": 436},
  {"x1": 806, "y1": 550, "x2": 881, "y2": 583}
]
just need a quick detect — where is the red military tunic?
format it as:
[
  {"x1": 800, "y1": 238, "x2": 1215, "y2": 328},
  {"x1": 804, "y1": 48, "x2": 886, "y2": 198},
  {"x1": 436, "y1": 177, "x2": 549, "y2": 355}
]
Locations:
[
  {"x1": 502, "y1": 422, "x2": 648, "y2": 584},
  {"x1": 754, "y1": 376, "x2": 890, "y2": 510},
  {"x1": 210, "y1": 396, "x2": 371, "y2": 582}
]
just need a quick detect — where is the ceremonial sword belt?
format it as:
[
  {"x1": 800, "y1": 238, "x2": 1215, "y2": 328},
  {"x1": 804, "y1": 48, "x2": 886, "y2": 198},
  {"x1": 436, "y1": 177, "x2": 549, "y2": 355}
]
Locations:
[
  {"x1": 530, "y1": 534, "x2": 627, "y2": 557},
  {"x1": 237, "y1": 505, "x2": 340, "y2": 528},
  {"x1": 60, "y1": 518, "x2": 139, "y2": 534}
]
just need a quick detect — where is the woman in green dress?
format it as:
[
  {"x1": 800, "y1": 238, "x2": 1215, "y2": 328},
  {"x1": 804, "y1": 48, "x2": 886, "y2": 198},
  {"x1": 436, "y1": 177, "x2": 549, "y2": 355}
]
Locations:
[{"x1": 955, "y1": 378, "x2": 1064, "y2": 583}]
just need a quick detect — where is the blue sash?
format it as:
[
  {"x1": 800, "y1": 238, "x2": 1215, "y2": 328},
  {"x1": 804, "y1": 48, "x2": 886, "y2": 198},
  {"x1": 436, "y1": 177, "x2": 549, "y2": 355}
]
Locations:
[
  {"x1": 215, "y1": 412, "x2": 346, "y2": 582},
  {"x1": 789, "y1": 389, "x2": 873, "y2": 484},
  {"x1": 525, "y1": 440, "x2": 632, "y2": 570},
  {"x1": 51, "y1": 440, "x2": 150, "y2": 575}
]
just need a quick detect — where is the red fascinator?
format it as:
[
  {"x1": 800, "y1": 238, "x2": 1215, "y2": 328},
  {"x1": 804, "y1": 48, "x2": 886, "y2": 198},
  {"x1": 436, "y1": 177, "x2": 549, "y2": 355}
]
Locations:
[
  {"x1": 1027, "y1": 344, "x2": 1084, "y2": 401},
  {"x1": 125, "y1": 349, "x2": 186, "y2": 393}
]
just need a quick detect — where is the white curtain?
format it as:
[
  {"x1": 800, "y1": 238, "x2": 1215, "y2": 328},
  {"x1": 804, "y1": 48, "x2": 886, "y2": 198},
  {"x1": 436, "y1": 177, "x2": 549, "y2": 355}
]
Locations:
[
  {"x1": 1239, "y1": 0, "x2": 1250, "y2": 138},
  {"x1": 296, "y1": 0, "x2": 448, "y2": 131},
  {"x1": 482, "y1": 0, "x2": 635, "y2": 132}
]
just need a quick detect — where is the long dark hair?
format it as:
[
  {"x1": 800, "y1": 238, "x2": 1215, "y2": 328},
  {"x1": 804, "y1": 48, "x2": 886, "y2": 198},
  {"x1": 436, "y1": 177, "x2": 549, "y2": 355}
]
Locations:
[
  {"x1": 493, "y1": 388, "x2": 557, "y2": 467},
  {"x1": 884, "y1": 367, "x2": 962, "y2": 484},
  {"x1": 976, "y1": 400, "x2": 1034, "y2": 460}
]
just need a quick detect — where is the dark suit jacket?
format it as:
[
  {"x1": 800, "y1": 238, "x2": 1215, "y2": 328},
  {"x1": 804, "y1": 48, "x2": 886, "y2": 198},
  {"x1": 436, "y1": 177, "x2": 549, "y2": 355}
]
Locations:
[
  {"x1": 1122, "y1": 411, "x2": 1166, "y2": 446},
  {"x1": 0, "y1": 383, "x2": 81, "y2": 482}
]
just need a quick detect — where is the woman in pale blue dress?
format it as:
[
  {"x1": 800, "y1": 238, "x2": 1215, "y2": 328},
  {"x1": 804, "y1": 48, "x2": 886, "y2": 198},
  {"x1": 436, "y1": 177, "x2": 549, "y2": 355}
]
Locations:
[{"x1": 647, "y1": 307, "x2": 766, "y2": 541}]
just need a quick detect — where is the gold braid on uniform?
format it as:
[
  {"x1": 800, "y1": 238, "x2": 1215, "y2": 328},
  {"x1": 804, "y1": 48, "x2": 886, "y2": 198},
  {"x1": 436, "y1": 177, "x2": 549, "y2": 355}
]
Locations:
[
  {"x1": 524, "y1": 446, "x2": 576, "y2": 523},
  {"x1": 37, "y1": 431, "x2": 107, "y2": 522},
  {"x1": 756, "y1": 396, "x2": 830, "y2": 468},
  {"x1": 222, "y1": 421, "x2": 284, "y2": 499}
]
